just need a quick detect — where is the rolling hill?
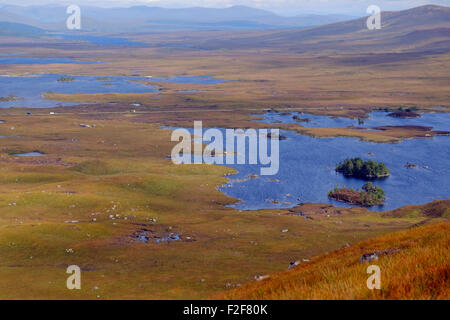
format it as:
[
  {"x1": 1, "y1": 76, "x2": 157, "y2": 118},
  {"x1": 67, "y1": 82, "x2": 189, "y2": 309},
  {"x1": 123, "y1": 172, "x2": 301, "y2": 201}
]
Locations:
[
  {"x1": 0, "y1": 21, "x2": 46, "y2": 37},
  {"x1": 195, "y1": 5, "x2": 450, "y2": 53}
]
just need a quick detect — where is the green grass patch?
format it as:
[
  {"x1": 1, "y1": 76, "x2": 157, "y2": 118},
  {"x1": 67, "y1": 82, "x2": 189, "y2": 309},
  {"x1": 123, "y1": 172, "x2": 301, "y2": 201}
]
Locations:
[
  {"x1": 70, "y1": 160, "x2": 119, "y2": 176},
  {"x1": 0, "y1": 173, "x2": 69, "y2": 184},
  {"x1": 120, "y1": 178, "x2": 181, "y2": 197}
]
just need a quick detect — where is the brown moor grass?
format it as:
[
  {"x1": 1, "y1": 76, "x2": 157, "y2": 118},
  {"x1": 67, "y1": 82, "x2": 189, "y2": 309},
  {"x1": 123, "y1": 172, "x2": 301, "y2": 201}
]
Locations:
[{"x1": 214, "y1": 221, "x2": 450, "y2": 300}]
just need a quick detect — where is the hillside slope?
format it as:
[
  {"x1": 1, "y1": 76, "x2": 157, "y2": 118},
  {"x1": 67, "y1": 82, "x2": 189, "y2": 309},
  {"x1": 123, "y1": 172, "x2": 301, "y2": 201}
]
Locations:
[
  {"x1": 197, "y1": 5, "x2": 450, "y2": 53},
  {"x1": 0, "y1": 21, "x2": 46, "y2": 37},
  {"x1": 214, "y1": 220, "x2": 450, "y2": 300}
]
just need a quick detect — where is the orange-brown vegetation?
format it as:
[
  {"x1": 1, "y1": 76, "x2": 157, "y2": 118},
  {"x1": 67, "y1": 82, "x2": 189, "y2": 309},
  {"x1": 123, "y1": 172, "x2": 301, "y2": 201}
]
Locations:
[{"x1": 214, "y1": 221, "x2": 450, "y2": 300}]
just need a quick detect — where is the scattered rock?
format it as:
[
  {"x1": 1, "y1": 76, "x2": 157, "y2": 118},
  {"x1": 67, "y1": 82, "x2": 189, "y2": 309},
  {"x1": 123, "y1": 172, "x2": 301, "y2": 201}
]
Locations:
[
  {"x1": 360, "y1": 248, "x2": 400, "y2": 263},
  {"x1": 293, "y1": 115, "x2": 312, "y2": 123},
  {"x1": 288, "y1": 261, "x2": 300, "y2": 270},
  {"x1": 292, "y1": 211, "x2": 313, "y2": 220},
  {"x1": 405, "y1": 162, "x2": 418, "y2": 169},
  {"x1": 359, "y1": 252, "x2": 379, "y2": 263},
  {"x1": 254, "y1": 275, "x2": 270, "y2": 281},
  {"x1": 267, "y1": 132, "x2": 287, "y2": 140}
]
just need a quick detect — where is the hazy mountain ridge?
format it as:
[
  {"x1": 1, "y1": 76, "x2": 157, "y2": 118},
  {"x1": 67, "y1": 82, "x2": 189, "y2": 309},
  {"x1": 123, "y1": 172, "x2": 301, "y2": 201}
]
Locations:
[
  {"x1": 0, "y1": 4, "x2": 355, "y2": 32},
  {"x1": 194, "y1": 5, "x2": 450, "y2": 53},
  {"x1": 0, "y1": 4, "x2": 448, "y2": 54}
]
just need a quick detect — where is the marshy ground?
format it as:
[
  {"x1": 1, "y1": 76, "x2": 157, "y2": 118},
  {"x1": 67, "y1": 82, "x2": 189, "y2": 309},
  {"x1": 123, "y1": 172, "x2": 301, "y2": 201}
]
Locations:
[
  {"x1": 0, "y1": 107, "x2": 448, "y2": 299},
  {"x1": 0, "y1": 24, "x2": 449, "y2": 299}
]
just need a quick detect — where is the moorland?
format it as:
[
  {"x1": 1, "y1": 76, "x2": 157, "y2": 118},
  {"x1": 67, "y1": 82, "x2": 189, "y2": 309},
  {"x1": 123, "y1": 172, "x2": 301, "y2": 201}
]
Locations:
[{"x1": 0, "y1": 4, "x2": 448, "y2": 299}]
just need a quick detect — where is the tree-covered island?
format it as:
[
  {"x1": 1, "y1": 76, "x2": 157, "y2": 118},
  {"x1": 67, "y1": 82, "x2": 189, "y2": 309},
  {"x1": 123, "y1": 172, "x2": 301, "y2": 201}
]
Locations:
[
  {"x1": 336, "y1": 158, "x2": 390, "y2": 179},
  {"x1": 328, "y1": 182, "x2": 386, "y2": 207}
]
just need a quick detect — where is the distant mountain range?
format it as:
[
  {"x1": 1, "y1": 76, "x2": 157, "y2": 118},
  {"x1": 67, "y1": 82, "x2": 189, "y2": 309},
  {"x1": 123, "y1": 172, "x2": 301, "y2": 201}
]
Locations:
[
  {"x1": 0, "y1": 4, "x2": 448, "y2": 55},
  {"x1": 0, "y1": 4, "x2": 355, "y2": 33},
  {"x1": 194, "y1": 5, "x2": 450, "y2": 53}
]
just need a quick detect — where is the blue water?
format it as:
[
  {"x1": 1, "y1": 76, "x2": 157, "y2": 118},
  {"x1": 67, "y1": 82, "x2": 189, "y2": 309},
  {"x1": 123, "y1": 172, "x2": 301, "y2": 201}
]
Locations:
[
  {"x1": 220, "y1": 133, "x2": 450, "y2": 211},
  {"x1": 0, "y1": 74, "x2": 157, "y2": 108},
  {"x1": 14, "y1": 152, "x2": 45, "y2": 157},
  {"x1": 0, "y1": 73, "x2": 225, "y2": 108},
  {"x1": 0, "y1": 57, "x2": 100, "y2": 65},
  {"x1": 167, "y1": 112, "x2": 450, "y2": 211},
  {"x1": 257, "y1": 111, "x2": 450, "y2": 131},
  {"x1": 156, "y1": 234, "x2": 181, "y2": 243},
  {"x1": 57, "y1": 34, "x2": 147, "y2": 46}
]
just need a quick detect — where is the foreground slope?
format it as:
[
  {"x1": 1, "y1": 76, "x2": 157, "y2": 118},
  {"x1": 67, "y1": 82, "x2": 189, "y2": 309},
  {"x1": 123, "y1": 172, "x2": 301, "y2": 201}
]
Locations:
[{"x1": 215, "y1": 220, "x2": 450, "y2": 300}]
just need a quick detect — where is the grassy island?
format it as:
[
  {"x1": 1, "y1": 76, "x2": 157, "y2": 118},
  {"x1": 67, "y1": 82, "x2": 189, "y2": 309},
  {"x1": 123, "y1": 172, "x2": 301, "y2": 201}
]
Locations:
[
  {"x1": 57, "y1": 76, "x2": 76, "y2": 82},
  {"x1": 292, "y1": 115, "x2": 311, "y2": 122},
  {"x1": 336, "y1": 158, "x2": 390, "y2": 179},
  {"x1": 388, "y1": 110, "x2": 421, "y2": 118},
  {"x1": 0, "y1": 94, "x2": 19, "y2": 102},
  {"x1": 328, "y1": 182, "x2": 386, "y2": 206}
]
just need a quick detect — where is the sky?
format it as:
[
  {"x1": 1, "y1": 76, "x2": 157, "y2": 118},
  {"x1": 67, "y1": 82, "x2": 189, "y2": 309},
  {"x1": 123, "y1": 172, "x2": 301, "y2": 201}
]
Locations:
[{"x1": 0, "y1": 0, "x2": 448, "y2": 16}]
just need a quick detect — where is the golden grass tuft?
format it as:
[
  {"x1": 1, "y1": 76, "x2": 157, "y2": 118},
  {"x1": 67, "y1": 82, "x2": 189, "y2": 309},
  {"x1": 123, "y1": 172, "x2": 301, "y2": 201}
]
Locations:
[{"x1": 214, "y1": 221, "x2": 450, "y2": 300}]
